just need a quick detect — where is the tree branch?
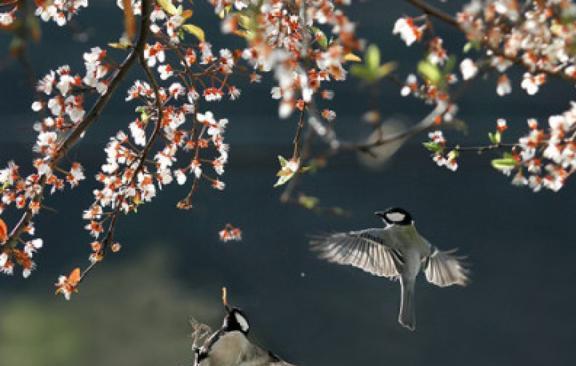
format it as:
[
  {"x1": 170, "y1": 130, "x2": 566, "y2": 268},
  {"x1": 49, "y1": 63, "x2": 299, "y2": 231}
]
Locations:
[
  {"x1": 7, "y1": 0, "x2": 153, "y2": 248},
  {"x1": 337, "y1": 103, "x2": 447, "y2": 152},
  {"x1": 406, "y1": 0, "x2": 459, "y2": 27}
]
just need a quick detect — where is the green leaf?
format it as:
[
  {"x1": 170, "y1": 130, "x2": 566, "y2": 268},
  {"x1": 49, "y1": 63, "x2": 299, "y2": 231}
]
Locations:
[
  {"x1": 238, "y1": 14, "x2": 253, "y2": 29},
  {"x1": 157, "y1": 0, "x2": 179, "y2": 16},
  {"x1": 108, "y1": 41, "x2": 132, "y2": 49},
  {"x1": 182, "y1": 24, "x2": 205, "y2": 42},
  {"x1": 344, "y1": 53, "x2": 362, "y2": 62},
  {"x1": 299, "y1": 165, "x2": 313, "y2": 173},
  {"x1": 273, "y1": 176, "x2": 290, "y2": 187},
  {"x1": 375, "y1": 61, "x2": 398, "y2": 79},
  {"x1": 350, "y1": 65, "x2": 373, "y2": 81},
  {"x1": 488, "y1": 131, "x2": 501, "y2": 145},
  {"x1": 491, "y1": 157, "x2": 517, "y2": 171},
  {"x1": 447, "y1": 149, "x2": 459, "y2": 160},
  {"x1": 443, "y1": 55, "x2": 457, "y2": 74},
  {"x1": 310, "y1": 27, "x2": 328, "y2": 49},
  {"x1": 298, "y1": 195, "x2": 319, "y2": 210},
  {"x1": 366, "y1": 44, "x2": 381, "y2": 71},
  {"x1": 463, "y1": 41, "x2": 481, "y2": 53},
  {"x1": 277, "y1": 155, "x2": 288, "y2": 168},
  {"x1": 417, "y1": 60, "x2": 442, "y2": 85},
  {"x1": 423, "y1": 141, "x2": 442, "y2": 153},
  {"x1": 273, "y1": 156, "x2": 299, "y2": 187},
  {"x1": 351, "y1": 62, "x2": 397, "y2": 83}
]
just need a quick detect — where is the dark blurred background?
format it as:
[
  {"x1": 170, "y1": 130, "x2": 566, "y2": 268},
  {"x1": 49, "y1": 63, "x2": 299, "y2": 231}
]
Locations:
[{"x1": 1, "y1": 1, "x2": 576, "y2": 365}]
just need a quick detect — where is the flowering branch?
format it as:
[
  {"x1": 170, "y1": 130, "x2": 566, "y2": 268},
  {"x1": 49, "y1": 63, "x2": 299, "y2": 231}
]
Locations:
[
  {"x1": 406, "y1": 0, "x2": 576, "y2": 83},
  {"x1": 7, "y1": 2, "x2": 151, "y2": 245},
  {"x1": 1, "y1": 0, "x2": 575, "y2": 294},
  {"x1": 79, "y1": 1, "x2": 158, "y2": 282}
]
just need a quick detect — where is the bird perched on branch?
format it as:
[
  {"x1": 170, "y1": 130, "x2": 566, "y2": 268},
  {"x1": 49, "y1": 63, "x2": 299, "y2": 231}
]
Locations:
[
  {"x1": 311, "y1": 207, "x2": 469, "y2": 331},
  {"x1": 194, "y1": 288, "x2": 296, "y2": 366}
]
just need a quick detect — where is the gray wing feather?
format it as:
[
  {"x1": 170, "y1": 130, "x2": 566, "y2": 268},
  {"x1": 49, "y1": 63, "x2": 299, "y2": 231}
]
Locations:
[
  {"x1": 424, "y1": 248, "x2": 469, "y2": 287},
  {"x1": 311, "y1": 228, "x2": 400, "y2": 278},
  {"x1": 196, "y1": 331, "x2": 296, "y2": 366},
  {"x1": 240, "y1": 343, "x2": 296, "y2": 366}
]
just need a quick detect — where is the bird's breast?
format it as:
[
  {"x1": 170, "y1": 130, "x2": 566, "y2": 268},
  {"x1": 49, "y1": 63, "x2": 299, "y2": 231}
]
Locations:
[{"x1": 201, "y1": 331, "x2": 250, "y2": 366}]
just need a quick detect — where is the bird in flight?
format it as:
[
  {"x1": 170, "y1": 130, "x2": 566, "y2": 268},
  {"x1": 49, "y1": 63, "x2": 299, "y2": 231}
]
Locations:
[
  {"x1": 194, "y1": 289, "x2": 296, "y2": 366},
  {"x1": 311, "y1": 207, "x2": 469, "y2": 330}
]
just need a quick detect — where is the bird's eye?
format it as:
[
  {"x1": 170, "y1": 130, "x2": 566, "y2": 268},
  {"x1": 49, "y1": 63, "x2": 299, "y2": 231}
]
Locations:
[{"x1": 386, "y1": 212, "x2": 406, "y2": 222}]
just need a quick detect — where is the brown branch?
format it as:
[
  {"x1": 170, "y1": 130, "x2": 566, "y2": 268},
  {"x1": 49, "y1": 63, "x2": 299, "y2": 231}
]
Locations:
[
  {"x1": 6, "y1": 0, "x2": 153, "y2": 248},
  {"x1": 291, "y1": 109, "x2": 306, "y2": 160},
  {"x1": 0, "y1": 0, "x2": 19, "y2": 8},
  {"x1": 406, "y1": 0, "x2": 459, "y2": 27},
  {"x1": 309, "y1": 102, "x2": 447, "y2": 154},
  {"x1": 280, "y1": 126, "x2": 314, "y2": 203}
]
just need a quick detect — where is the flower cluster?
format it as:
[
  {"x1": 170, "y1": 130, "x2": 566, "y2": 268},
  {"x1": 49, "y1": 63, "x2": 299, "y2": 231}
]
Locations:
[
  {"x1": 392, "y1": 18, "x2": 459, "y2": 124},
  {"x1": 55, "y1": 267, "x2": 81, "y2": 300},
  {"x1": 424, "y1": 130, "x2": 459, "y2": 171},
  {"x1": 218, "y1": 223, "x2": 242, "y2": 242},
  {"x1": 49, "y1": 0, "x2": 240, "y2": 296},
  {"x1": 35, "y1": 0, "x2": 89, "y2": 26},
  {"x1": 0, "y1": 217, "x2": 44, "y2": 278},
  {"x1": 399, "y1": 71, "x2": 458, "y2": 124},
  {"x1": 496, "y1": 103, "x2": 576, "y2": 192},
  {"x1": 457, "y1": 0, "x2": 576, "y2": 96},
  {"x1": 0, "y1": 47, "x2": 104, "y2": 278},
  {"x1": 393, "y1": 1, "x2": 576, "y2": 191},
  {"x1": 212, "y1": 0, "x2": 360, "y2": 120}
]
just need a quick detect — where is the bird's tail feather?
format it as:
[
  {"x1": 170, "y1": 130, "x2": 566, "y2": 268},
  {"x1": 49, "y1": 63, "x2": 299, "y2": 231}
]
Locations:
[{"x1": 399, "y1": 277, "x2": 416, "y2": 331}]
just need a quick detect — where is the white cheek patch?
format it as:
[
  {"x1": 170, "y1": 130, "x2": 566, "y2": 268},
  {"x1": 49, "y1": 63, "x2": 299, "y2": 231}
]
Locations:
[
  {"x1": 235, "y1": 313, "x2": 250, "y2": 333},
  {"x1": 386, "y1": 212, "x2": 406, "y2": 222}
]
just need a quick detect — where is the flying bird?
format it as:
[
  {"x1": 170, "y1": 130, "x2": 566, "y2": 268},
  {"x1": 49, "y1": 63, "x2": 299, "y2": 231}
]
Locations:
[
  {"x1": 194, "y1": 293, "x2": 296, "y2": 366},
  {"x1": 311, "y1": 207, "x2": 469, "y2": 330}
]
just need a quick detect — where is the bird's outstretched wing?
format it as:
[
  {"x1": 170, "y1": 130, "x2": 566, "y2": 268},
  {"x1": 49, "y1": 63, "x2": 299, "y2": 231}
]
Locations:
[
  {"x1": 423, "y1": 248, "x2": 469, "y2": 287},
  {"x1": 310, "y1": 228, "x2": 401, "y2": 278}
]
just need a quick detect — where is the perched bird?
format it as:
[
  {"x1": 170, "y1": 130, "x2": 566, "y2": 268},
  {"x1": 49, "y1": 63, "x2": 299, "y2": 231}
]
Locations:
[
  {"x1": 194, "y1": 302, "x2": 296, "y2": 366},
  {"x1": 311, "y1": 207, "x2": 469, "y2": 331}
]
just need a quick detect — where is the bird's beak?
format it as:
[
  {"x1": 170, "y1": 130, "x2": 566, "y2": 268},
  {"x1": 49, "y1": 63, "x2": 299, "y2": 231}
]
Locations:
[{"x1": 374, "y1": 211, "x2": 385, "y2": 218}]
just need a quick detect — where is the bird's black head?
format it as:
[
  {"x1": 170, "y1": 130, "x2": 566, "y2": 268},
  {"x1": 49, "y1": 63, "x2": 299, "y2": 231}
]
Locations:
[
  {"x1": 223, "y1": 306, "x2": 250, "y2": 334},
  {"x1": 375, "y1": 207, "x2": 413, "y2": 226}
]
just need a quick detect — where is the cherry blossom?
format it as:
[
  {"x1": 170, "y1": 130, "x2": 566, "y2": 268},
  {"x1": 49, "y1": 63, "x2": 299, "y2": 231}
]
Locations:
[
  {"x1": 460, "y1": 59, "x2": 478, "y2": 80},
  {"x1": 218, "y1": 223, "x2": 242, "y2": 242},
  {"x1": 0, "y1": 7, "x2": 16, "y2": 25},
  {"x1": 393, "y1": 17, "x2": 424, "y2": 46}
]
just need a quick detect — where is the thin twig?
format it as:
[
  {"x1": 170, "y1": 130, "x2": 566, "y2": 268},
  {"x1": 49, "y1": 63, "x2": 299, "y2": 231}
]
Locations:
[
  {"x1": 451, "y1": 142, "x2": 518, "y2": 153},
  {"x1": 79, "y1": 0, "x2": 160, "y2": 282}
]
